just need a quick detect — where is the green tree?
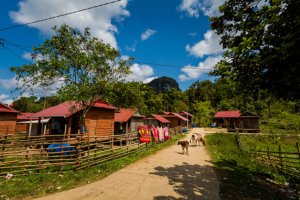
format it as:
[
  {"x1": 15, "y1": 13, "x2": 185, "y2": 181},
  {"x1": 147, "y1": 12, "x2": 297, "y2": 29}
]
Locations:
[
  {"x1": 210, "y1": 0, "x2": 300, "y2": 99},
  {"x1": 11, "y1": 24, "x2": 131, "y2": 132},
  {"x1": 193, "y1": 101, "x2": 215, "y2": 127}
]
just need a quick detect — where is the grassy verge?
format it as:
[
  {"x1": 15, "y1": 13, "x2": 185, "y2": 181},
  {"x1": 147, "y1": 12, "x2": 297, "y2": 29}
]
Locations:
[
  {"x1": 205, "y1": 133, "x2": 299, "y2": 200},
  {"x1": 0, "y1": 134, "x2": 185, "y2": 200}
]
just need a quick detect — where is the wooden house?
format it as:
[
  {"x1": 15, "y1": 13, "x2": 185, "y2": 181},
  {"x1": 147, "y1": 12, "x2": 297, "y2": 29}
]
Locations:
[
  {"x1": 30, "y1": 100, "x2": 116, "y2": 138},
  {"x1": 179, "y1": 111, "x2": 194, "y2": 127},
  {"x1": 236, "y1": 112, "x2": 260, "y2": 133},
  {"x1": 114, "y1": 108, "x2": 145, "y2": 135},
  {"x1": 163, "y1": 112, "x2": 189, "y2": 128},
  {"x1": 214, "y1": 111, "x2": 260, "y2": 132},
  {"x1": 0, "y1": 102, "x2": 18, "y2": 135},
  {"x1": 214, "y1": 111, "x2": 240, "y2": 130},
  {"x1": 144, "y1": 114, "x2": 170, "y2": 127}
]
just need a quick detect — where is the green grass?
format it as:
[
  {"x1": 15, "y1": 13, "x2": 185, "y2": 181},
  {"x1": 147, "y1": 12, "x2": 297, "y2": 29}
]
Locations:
[
  {"x1": 205, "y1": 133, "x2": 299, "y2": 200},
  {"x1": 0, "y1": 134, "x2": 185, "y2": 200}
]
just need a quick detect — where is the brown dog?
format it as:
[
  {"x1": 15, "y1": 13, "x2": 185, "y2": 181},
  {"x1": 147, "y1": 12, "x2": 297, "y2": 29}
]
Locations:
[{"x1": 177, "y1": 140, "x2": 189, "y2": 155}]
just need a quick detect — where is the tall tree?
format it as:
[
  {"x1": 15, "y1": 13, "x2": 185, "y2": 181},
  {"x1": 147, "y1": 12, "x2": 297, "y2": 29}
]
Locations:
[
  {"x1": 11, "y1": 24, "x2": 131, "y2": 132},
  {"x1": 210, "y1": 0, "x2": 300, "y2": 99}
]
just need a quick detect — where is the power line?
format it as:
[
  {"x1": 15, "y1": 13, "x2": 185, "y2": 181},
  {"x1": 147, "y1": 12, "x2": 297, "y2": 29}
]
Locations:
[
  {"x1": 1, "y1": 39, "x2": 214, "y2": 71},
  {"x1": 0, "y1": 0, "x2": 121, "y2": 32}
]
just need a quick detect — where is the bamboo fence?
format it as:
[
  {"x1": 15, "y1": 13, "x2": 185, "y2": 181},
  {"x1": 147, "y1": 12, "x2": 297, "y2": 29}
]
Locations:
[
  {"x1": 0, "y1": 132, "x2": 146, "y2": 177},
  {"x1": 250, "y1": 143, "x2": 300, "y2": 176},
  {"x1": 234, "y1": 132, "x2": 300, "y2": 176}
]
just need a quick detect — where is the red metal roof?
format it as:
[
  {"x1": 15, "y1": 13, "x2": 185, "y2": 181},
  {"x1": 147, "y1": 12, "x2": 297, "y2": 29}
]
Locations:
[
  {"x1": 151, "y1": 114, "x2": 170, "y2": 123},
  {"x1": 214, "y1": 111, "x2": 240, "y2": 118},
  {"x1": 164, "y1": 112, "x2": 189, "y2": 121},
  {"x1": 162, "y1": 111, "x2": 171, "y2": 115},
  {"x1": 114, "y1": 108, "x2": 145, "y2": 123},
  {"x1": 0, "y1": 102, "x2": 18, "y2": 113},
  {"x1": 33, "y1": 100, "x2": 116, "y2": 118},
  {"x1": 17, "y1": 112, "x2": 37, "y2": 120},
  {"x1": 179, "y1": 111, "x2": 194, "y2": 118}
]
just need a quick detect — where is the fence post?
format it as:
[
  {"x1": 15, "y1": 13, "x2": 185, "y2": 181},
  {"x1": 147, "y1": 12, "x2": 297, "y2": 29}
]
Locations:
[
  {"x1": 267, "y1": 146, "x2": 272, "y2": 166},
  {"x1": 296, "y1": 142, "x2": 300, "y2": 161},
  {"x1": 88, "y1": 133, "x2": 90, "y2": 168},
  {"x1": 76, "y1": 136, "x2": 82, "y2": 170},
  {"x1": 278, "y1": 145, "x2": 283, "y2": 169},
  {"x1": 60, "y1": 145, "x2": 64, "y2": 173},
  {"x1": 111, "y1": 135, "x2": 114, "y2": 153}
]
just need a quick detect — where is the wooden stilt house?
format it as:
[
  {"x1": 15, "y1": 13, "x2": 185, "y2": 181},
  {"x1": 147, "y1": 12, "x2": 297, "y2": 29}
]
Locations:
[
  {"x1": 163, "y1": 112, "x2": 189, "y2": 128},
  {"x1": 30, "y1": 100, "x2": 116, "y2": 138}
]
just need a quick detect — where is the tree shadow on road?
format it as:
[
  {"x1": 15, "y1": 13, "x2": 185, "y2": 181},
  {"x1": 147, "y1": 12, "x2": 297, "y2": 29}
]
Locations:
[{"x1": 150, "y1": 162, "x2": 220, "y2": 200}]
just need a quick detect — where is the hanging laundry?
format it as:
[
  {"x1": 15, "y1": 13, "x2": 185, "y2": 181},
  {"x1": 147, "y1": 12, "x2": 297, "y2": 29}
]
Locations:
[
  {"x1": 138, "y1": 125, "x2": 151, "y2": 143},
  {"x1": 158, "y1": 127, "x2": 164, "y2": 142},
  {"x1": 151, "y1": 125, "x2": 159, "y2": 141},
  {"x1": 163, "y1": 127, "x2": 169, "y2": 141}
]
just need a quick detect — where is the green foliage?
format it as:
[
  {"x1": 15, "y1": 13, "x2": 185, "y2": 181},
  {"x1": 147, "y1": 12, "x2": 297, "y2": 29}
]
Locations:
[
  {"x1": 206, "y1": 134, "x2": 299, "y2": 199},
  {"x1": 12, "y1": 96, "x2": 62, "y2": 112},
  {"x1": 193, "y1": 101, "x2": 215, "y2": 126},
  {"x1": 11, "y1": 24, "x2": 131, "y2": 129},
  {"x1": 210, "y1": 0, "x2": 300, "y2": 99}
]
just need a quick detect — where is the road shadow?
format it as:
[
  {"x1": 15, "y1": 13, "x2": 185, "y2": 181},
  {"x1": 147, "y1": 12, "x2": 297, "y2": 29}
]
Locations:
[{"x1": 150, "y1": 162, "x2": 220, "y2": 200}]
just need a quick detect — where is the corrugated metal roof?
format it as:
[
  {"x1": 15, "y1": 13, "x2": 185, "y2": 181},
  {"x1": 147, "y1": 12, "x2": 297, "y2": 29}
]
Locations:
[
  {"x1": 171, "y1": 112, "x2": 189, "y2": 121},
  {"x1": 179, "y1": 111, "x2": 194, "y2": 118},
  {"x1": 17, "y1": 112, "x2": 37, "y2": 120},
  {"x1": 214, "y1": 111, "x2": 240, "y2": 118},
  {"x1": 151, "y1": 114, "x2": 170, "y2": 123},
  {"x1": 0, "y1": 102, "x2": 18, "y2": 113},
  {"x1": 164, "y1": 112, "x2": 189, "y2": 121},
  {"x1": 33, "y1": 100, "x2": 116, "y2": 118},
  {"x1": 114, "y1": 108, "x2": 145, "y2": 123}
]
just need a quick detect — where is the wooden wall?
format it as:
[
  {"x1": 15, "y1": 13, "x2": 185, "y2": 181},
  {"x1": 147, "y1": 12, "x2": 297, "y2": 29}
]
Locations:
[
  {"x1": 165, "y1": 117, "x2": 178, "y2": 128},
  {"x1": 0, "y1": 113, "x2": 17, "y2": 135},
  {"x1": 85, "y1": 108, "x2": 115, "y2": 136}
]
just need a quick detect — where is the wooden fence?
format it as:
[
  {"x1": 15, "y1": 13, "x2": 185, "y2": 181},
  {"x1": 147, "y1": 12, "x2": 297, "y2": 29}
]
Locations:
[
  {"x1": 235, "y1": 132, "x2": 300, "y2": 175},
  {"x1": 0, "y1": 132, "x2": 147, "y2": 177},
  {"x1": 250, "y1": 143, "x2": 300, "y2": 176}
]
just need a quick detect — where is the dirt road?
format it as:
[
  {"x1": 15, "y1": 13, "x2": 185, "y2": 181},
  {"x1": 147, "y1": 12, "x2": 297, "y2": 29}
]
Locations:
[{"x1": 36, "y1": 128, "x2": 220, "y2": 200}]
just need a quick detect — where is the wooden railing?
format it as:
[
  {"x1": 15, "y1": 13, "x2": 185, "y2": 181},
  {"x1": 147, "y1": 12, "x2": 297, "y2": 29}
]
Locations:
[{"x1": 0, "y1": 132, "x2": 145, "y2": 176}]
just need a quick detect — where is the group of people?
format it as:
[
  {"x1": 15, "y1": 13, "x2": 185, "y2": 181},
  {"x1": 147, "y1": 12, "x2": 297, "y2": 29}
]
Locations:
[{"x1": 138, "y1": 124, "x2": 169, "y2": 143}]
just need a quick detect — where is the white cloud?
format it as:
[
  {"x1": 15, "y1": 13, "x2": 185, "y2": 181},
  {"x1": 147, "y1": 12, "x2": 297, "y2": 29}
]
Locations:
[
  {"x1": 0, "y1": 94, "x2": 13, "y2": 105},
  {"x1": 126, "y1": 63, "x2": 156, "y2": 83},
  {"x1": 126, "y1": 41, "x2": 137, "y2": 52},
  {"x1": 10, "y1": 0, "x2": 130, "y2": 49},
  {"x1": 0, "y1": 76, "x2": 18, "y2": 90},
  {"x1": 0, "y1": 75, "x2": 63, "y2": 97},
  {"x1": 179, "y1": 55, "x2": 222, "y2": 81},
  {"x1": 141, "y1": 29, "x2": 157, "y2": 41},
  {"x1": 179, "y1": 0, "x2": 201, "y2": 18},
  {"x1": 179, "y1": 0, "x2": 225, "y2": 17},
  {"x1": 186, "y1": 30, "x2": 223, "y2": 58},
  {"x1": 143, "y1": 77, "x2": 158, "y2": 84}
]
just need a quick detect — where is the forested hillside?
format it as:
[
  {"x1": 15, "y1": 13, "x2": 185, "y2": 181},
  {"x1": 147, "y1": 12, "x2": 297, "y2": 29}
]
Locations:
[{"x1": 12, "y1": 77, "x2": 300, "y2": 130}]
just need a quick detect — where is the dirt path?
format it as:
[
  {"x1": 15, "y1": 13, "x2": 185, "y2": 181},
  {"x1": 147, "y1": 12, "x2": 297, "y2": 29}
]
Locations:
[{"x1": 36, "y1": 128, "x2": 220, "y2": 200}]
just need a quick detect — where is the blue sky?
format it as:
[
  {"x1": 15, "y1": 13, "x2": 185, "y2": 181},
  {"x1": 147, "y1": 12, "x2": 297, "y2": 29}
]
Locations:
[{"x1": 0, "y1": 0, "x2": 224, "y2": 104}]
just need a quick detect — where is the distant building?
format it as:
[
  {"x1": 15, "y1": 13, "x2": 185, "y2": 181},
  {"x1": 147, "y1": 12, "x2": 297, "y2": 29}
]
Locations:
[
  {"x1": 0, "y1": 102, "x2": 18, "y2": 135},
  {"x1": 144, "y1": 114, "x2": 170, "y2": 127},
  {"x1": 214, "y1": 110, "x2": 260, "y2": 132},
  {"x1": 114, "y1": 108, "x2": 145, "y2": 135},
  {"x1": 163, "y1": 112, "x2": 189, "y2": 128}
]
